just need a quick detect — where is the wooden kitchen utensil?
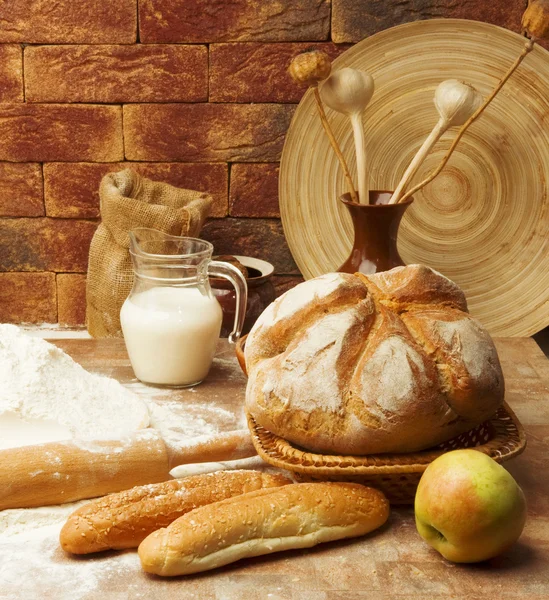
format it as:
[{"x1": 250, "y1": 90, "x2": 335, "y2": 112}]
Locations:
[
  {"x1": 280, "y1": 19, "x2": 549, "y2": 337},
  {"x1": 0, "y1": 429, "x2": 256, "y2": 510}
]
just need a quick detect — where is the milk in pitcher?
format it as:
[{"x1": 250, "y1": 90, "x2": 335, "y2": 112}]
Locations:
[
  {"x1": 121, "y1": 229, "x2": 247, "y2": 388},
  {"x1": 121, "y1": 286, "x2": 223, "y2": 387}
]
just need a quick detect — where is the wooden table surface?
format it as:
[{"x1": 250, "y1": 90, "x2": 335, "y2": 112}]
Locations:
[{"x1": 1, "y1": 337, "x2": 548, "y2": 600}]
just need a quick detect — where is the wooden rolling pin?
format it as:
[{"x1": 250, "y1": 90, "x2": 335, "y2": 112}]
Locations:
[{"x1": 0, "y1": 429, "x2": 256, "y2": 510}]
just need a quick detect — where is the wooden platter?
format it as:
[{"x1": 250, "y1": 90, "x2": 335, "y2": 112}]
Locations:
[{"x1": 279, "y1": 19, "x2": 549, "y2": 337}]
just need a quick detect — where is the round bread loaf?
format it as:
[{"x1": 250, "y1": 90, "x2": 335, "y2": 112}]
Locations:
[{"x1": 245, "y1": 265, "x2": 505, "y2": 455}]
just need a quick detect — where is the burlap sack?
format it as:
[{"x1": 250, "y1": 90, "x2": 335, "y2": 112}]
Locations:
[{"x1": 86, "y1": 169, "x2": 212, "y2": 338}]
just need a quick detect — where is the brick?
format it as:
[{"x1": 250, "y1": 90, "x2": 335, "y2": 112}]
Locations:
[
  {"x1": 0, "y1": 45, "x2": 23, "y2": 102},
  {"x1": 210, "y1": 43, "x2": 350, "y2": 103},
  {"x1": 0, "y1": 0, "x2": 136, "y2": 44},
  {"x1": 0, "y1": 218, "x2": 97, "y2": 272},
  {"x1": 0, "y1": 104, "x2": 123, "y2": 162},
  {"x1": 229, "y1": 163, "x2": 279, "y2": 218},
  {"x1": 136, "y1": 164, "x2": 228, "y2": 217},
  {"x1": 124, "y1": 104, "x2": 295, "y2": 162},
  {"x1": 0, "y1": 272, "x2": 56, "y2": 323},
  {"x1": 57, "y1": 273, "x2": 87, "y2": 326},
  {"x1": 0, "y1": 163, "x2": 43, "y2": 217},
  {"x1": 139, "y1": 0, "x2": 330, "y2": 43},
  {"x1": 332, "y1": 0, "x2": 525, "y2": 43},
  {"x1": 25, "y1": 45, "x2": 208, "y2": 104},
  {"x1": 44, "y1": 162, "x2": 228, "y2": 219},
  {"x1": 201, "y1": 218, "x2": 298, "y2": 274}
]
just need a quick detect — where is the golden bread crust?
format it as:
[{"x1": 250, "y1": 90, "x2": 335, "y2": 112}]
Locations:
[
  {"x1": 245, "y1": 266, "x2": 504, "y2": 455},
  {"x1": 138, "y1": 482, "x2": 389, "y2": 576}
]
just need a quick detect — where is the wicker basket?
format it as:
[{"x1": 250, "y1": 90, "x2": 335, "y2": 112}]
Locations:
[{"x1": 247, "y1": 403, "x2": 526, "y2": 504}]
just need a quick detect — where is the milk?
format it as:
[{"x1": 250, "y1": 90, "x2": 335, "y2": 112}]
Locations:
[{"x1": 120, "y1": 286, "x2": 223, "y2": 387}]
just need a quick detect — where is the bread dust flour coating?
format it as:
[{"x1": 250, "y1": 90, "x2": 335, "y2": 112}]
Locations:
[{"x1": 245, "y1": 265, "x2": 504, "y2": 455}]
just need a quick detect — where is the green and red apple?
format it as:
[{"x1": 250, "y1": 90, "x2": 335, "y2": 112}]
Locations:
[{"x1": 414, "y1": 449, "x2": 527, "y2": 563}]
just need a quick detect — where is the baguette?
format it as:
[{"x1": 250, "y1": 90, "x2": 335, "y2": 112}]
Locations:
[
  {"x1": 138, "y1": 482, "x2": 389, "y2": 576},
  {"x1": 60, "y1": 470, "x2": 291, "y2": 554}
]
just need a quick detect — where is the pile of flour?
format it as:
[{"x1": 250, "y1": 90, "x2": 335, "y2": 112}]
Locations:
[{"x1": 0, "y1": 324, "x2": 150, "y2": 449}]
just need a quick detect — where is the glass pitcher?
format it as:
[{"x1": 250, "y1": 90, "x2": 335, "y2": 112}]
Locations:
[{"x1": 120, "y1": 228, "x2": 247, "y2": 388}]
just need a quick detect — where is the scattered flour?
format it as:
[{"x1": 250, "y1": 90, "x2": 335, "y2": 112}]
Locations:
[
  {"x1": 0, "y1": 501, "x2": 87, "y2": 539},
  {"x1": 0, "y1": 325, "x2": 258, "y2": 596},
  {"x1": 0, "y1": 324, "x2": 149, "y2": 448},
  {"x1": 0, "y1": 500, "x2": 141, "y2": 599},
  {"x1": 0, "y1": 520, "x2": 141, "y2": 600},
  {"x1": 144, "y1": 399, "x2": 240, "y2": 438}
]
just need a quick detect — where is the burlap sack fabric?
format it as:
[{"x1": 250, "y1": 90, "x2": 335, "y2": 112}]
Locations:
[{"x1": 86, "y1": 169, "x2": 212, "y2": 338}]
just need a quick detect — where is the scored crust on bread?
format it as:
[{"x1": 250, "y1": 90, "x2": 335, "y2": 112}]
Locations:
[
  {"x1": 59, "y1": 470, "x2": 291, "y2": 554},
  {"x1": 138, "y1": 482, "x2": 389, "y2": 576},
  {"x1": 245, "y1": 265, "x2": 504, "y2": 455}
]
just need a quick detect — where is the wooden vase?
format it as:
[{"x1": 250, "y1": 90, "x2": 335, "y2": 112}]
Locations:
[{"x1": 338, "y1": 191, "x2": 413, "y2": 275}]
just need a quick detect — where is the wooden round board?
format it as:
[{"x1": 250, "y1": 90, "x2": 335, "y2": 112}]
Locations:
[{"x1": 279, "y1": 19, "x2": 549, "y2": 337}]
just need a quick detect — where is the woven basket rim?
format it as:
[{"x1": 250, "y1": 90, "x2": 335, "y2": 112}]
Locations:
[{"x1": 247, "y1": 402, "x2": 526, "y2": 476}]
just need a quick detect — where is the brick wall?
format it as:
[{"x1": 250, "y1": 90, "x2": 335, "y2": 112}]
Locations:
[{"x1": 0, "y1": 0, "x2": 525, "y2": 326}]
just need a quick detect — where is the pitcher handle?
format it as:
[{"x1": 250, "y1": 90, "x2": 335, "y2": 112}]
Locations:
[{"x1": 209, "y1": 261, "x2": 248, "y2": 344}]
